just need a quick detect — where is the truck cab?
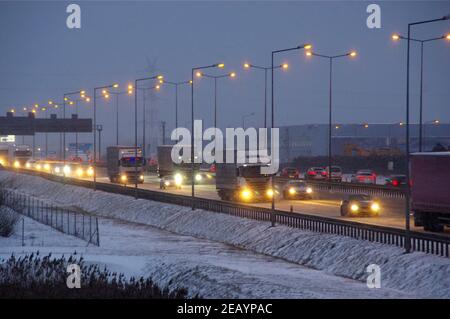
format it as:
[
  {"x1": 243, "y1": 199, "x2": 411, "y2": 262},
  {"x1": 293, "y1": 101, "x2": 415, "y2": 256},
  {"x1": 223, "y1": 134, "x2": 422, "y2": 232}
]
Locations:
[{"x1": 107, "y1": 146, "x2": 145, "y2": 184}]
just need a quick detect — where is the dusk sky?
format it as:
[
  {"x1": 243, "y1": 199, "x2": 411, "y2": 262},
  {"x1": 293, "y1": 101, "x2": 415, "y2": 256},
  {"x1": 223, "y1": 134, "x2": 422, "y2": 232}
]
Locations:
[{"x1": 0, "y1": 1, "x2": 449, "y2": 150}]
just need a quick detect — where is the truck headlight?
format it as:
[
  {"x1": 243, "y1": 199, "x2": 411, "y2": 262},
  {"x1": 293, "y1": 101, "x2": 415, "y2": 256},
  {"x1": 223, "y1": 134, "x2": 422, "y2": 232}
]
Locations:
[
  {"x1": 54, "y1": 166, "x2": 61, "y2": 173},
  {"x1": 306, "y1": 187, "x2": 313, "y2": 194},
  {"x1": 371, "y1": 202, "x2": 380, "y2": 212},
  {"x1": 174, "y1": 173, "x2": 183, "y2": 186},
  {"x1": 241, "y1": 189, "x2": 252, "y2": 200},
  {"x1": 195, "y1": 173, "x2": 202, "y2": 182},
  {"x1": 35, "y1": 164, "x2": 41, "y2": 170},
  {"x1": 139, "y1": 175, "x2": 144, "y2": 180},
  {"x1": 63, "y1": 165, "x2": 71, "y2": 175},
  {"x1": 44, "y1": 163, "x2": 51, "y2": 171},
  {"x1": 14, "y1": 161, "x2": 21, "y2": 168},
  {"x1": 25, "y1": 162, "x2": 30, "y2": 168},
  {"x1": 350, "y1": 204, "x2": 359, "y2": 212},
  {"x1": 164, "y1": 181, "x2": 170, "y2": 186},
  {"x1": 87, "y1": 166, "x2": 94, "y2": 176},
  {"x1": 0, "y1": 158, "x2": 4, "y2": 166},
  {"x1": 266, "y1": 189, "x2": 274, "y2": 197},
  {"x1": 289, "y1": 187, "x2": 296, "y2": 195},
  {"x1": 76, "y1": 168, "x2": 84, "y2": 177},
  {"x1": 121, "y1": 175, "x2": 127, "y2": 182}
]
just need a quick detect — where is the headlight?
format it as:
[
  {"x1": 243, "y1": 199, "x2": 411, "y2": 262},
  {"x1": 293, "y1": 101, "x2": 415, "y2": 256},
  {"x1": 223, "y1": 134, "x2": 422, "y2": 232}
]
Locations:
[
  {"x1": 0, "y1": 159, "x2": 4, "y2": 166},
  {"x1": 35, "y1": 164, "x2": 41, "y2": 170},
  {"x1": 164, "y1": 181, "x2": 170, "y2": 186},
  {"x1": 140, "y1": 175, "x2": 144, "y2": 180},
  {"x1": 54, "y1": 166, "x2": 61, "y2": 173},
  {"x1": 14, "y1": 161, "x2": 20, "y2": 168},
  {"x1": 174, "y1": 173, "x2": 183, "y2": 186},
  {"x1": 44, "y1": 163, "x2": 50, "y2": 171},
  {"x1": 241, "y1": 189, "x2": 252, "y2": 200},
  {"x1": 288, "y1": 187, "x2": 296, "y2": 195},
  {"x1": 195, "y1": 173, "x2": 202, "y2": 181},
  {"x1": 350, "y1": 204, "x2": 359, "y2": 212},
  {"x1": 88, "y1": 168, "x2": 94, "y2": 176},
  {"x1": 371, "y1": 202, "x2": 380, "y2": 212},
  {"x1": 63, "y1": 165, "x2": 71, "y2": 175},
  {"x1": 266, "y1": 189, "x2": 274, "y2": 197},
  {"x1": 121, "y1": 175, "x2": 127, "y2": 182},
  {"x1": 76, "y1": 168, "x2": 84, "y2": 177},
  {"x1": 306, "y1": 187, "x2": 313, "y2": 194},
  {"x1": 25, "y1": 162, "x2": 31, "y2": 168}
]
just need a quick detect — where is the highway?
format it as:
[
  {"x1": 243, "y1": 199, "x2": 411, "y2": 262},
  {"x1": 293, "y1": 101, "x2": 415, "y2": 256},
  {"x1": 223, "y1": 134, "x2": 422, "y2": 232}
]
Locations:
[{"x1": 84, "y1": 168, "x2": 450, "y2": 235}]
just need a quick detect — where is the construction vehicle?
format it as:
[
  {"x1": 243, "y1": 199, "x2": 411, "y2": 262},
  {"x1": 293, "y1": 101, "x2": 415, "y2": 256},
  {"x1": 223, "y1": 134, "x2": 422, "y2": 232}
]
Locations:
[{"x1": 106, "y1": 146, "x2": 145, "y2": 184}]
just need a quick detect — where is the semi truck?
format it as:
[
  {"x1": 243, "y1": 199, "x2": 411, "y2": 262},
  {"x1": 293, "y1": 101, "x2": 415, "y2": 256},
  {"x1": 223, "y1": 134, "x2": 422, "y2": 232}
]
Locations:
[
  {"x1": 411, "y1": 152, "x2": 450, "y2": 232},
  {"x1": 215, "y1": 152, "x2": 273, "y2": 202},
  {"x1": 157, "y1": 145, "x2": 201, "y2": 182},
  {"x1": 106, "y1": 146, "x2": 145, "y2": 184},
  {"x1": 13, "y1": 145, "x2": 32, "y2": 166}
]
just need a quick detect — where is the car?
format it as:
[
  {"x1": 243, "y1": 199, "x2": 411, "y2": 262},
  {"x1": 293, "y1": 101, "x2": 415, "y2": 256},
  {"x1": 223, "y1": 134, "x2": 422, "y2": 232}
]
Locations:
[
  {"x1": 324, "y1": 166, "x2": 343, "y2": 182},
  {"x1": 282, "y1": 180, "x2": 313, "y2": 200},
  {"x1": 280, "y1": 167, "x2": 300, "y2": 179},
  {"x1": 340, "y1": 194, "x2": 381, "y2": 217},
  {"x1": 351, "y1": 169, "x2": 377, "y2": 184},
  {"x1": 305, "y1": 167, "x2": 327, "y2": 180},
  {"x1": 160, "y1": 174, "x2": 183, "y2": 189},
  {"x1": 385, "y1": 174, "x2": 407, "y2": 187}
]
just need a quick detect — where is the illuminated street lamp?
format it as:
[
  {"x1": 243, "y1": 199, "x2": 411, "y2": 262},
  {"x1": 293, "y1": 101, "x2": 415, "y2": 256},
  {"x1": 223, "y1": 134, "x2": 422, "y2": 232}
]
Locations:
[
  {"x1": 190, "y1": 62, "x2": 225, "y2": 209},
  {"x1": 270, "y1": 43, "x2": 311, "y2": 219},
  {"x1": 392, "y1": 32, "x2": 449, "y2": 152},
  {"x1": 198, "y1": 71, "x2": 237, "y2": 129},
  {"x1": 305, "y1": 49, "x2": 357, "y2": 184},
  {"x1": 161, "y1": 79, "x2": 192, "y2": 140},
  {"x1": 403, "y1": 14, "x2": 449, "y2": 253},
  {"x1": 243, "y1": 61, "x2": 289, "y2": 128}
]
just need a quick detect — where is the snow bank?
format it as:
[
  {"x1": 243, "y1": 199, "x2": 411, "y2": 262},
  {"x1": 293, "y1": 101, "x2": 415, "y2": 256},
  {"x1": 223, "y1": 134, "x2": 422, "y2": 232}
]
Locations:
[{"x1": 1, "y1": 171, "x2": 449, "y2": 298}]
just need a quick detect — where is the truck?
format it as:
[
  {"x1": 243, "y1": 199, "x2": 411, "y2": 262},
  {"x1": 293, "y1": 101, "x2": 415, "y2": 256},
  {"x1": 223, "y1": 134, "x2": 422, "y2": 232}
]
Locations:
[
  {"x1": 411, "y1": 152, "x2": 450, "y2": 232},
  {"x1": 157, "y1": 145, "x2": 201, "y2": 182},
  {"x1": 106, "y1": 146, "x2": 145, "y2": 184},
  {"x1": 13, "y1": 145, "x2": 32, "y2": 167},
  {"x1": 216, "y1": 151, "x2": 273, "y2": 202}
]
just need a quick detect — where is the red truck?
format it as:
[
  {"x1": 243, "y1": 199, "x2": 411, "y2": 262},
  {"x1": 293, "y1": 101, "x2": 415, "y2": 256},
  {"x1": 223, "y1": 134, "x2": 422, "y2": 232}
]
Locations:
[{"x1": 411, "y1": 152, "x2": 450, "y2": 232}]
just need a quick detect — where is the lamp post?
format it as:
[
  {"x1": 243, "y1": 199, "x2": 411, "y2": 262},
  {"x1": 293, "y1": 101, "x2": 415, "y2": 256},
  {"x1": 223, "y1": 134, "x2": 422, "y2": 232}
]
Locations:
[
  {"x1": 161, "y1": 79, "x2": 192, "y2": 140},
  {"x1": 66, "y1": 96, "x2": 91, "y2": 160},
  {"x1": 134, "y1": 74, "x2": 164, "y2": 198},
  {"x1": 93, "y1": 83, "x2": 119, "y2": 190},
  {"x1": 191, "y1": 62, "x2": 225, "y2": 210},
  {"x1": 423, "y1": 119, "x2": 440, "y2": 150},
  {"x1": 305, "y1": 49, "x2": 357, "y2": 183},
  {"x1": 109, "y1": 86, "x2": 133, "y2": 146},
  {"x1": 63, "y1": 90, "x2": 87, "y2": 165},
  {"x1": 137, "y1": 84, "x2": 161, "y2": 160},
  {"x1": 270, "y1": 44, "x2": 311, "y2": 220},
  {"x1": 195, "y1": 71, "x2": 236, "y2": 129},
  {"x1": 243, "y1": 62, "x2": 289, "y2": 128},
  {"x1": 404, "y1": 14, "x2": 449, "y2": 253},
  {"x1": 392, "y1": 33, "x2": 449, "y2": 152}
]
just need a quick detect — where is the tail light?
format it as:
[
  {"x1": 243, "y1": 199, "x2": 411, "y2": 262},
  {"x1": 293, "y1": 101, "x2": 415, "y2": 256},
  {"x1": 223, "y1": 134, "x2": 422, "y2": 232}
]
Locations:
[
  {"x1": 321, "y1": 171, "x2": 327, "y2": 176},
  {"x1": 392, "y1": 180, "x2": 399, "y2": 187},
  {"x1": 308, "y1": 171, "x2": 316, "y2": 175}
]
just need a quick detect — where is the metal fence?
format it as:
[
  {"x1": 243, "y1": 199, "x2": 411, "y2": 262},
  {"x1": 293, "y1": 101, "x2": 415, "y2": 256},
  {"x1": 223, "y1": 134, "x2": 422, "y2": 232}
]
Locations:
[{"x1": 0, "y1": 189, "x2": 99, "y2": 246}]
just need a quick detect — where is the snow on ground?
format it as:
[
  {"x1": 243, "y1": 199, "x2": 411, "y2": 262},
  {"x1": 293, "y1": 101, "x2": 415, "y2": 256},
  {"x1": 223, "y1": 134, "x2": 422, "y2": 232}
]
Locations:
[
  {"x1": 1, "y1": 171, "x2": 449, "y2": 298},
  {"x1": 1, "y1": 211, "x2": 412, "y2": 298}
]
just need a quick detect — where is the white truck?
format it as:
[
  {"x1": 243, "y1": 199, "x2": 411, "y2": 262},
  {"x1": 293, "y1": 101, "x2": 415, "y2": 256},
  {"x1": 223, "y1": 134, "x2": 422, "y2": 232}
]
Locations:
[
  {"x1": 13, "y1": 145, "x2": 32, "y2": 167},
  {"x1": 106, "y1": 146, "x2": 145, "y2": 184}
]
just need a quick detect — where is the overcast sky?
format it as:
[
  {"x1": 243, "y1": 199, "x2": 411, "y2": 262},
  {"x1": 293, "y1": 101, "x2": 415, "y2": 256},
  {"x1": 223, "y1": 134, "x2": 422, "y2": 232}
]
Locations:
[{"x1": 0, "y1": 1, "x2": 449, "y2": 148}]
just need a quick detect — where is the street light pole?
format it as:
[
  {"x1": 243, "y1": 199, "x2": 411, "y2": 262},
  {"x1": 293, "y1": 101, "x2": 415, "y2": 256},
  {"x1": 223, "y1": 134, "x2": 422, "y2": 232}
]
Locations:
[
  {"x1": 191, "y1": 63, "x2": 224, "y2": 210},
  {"x1": 162, "y1": 79, "x2": 191, "y2": 141},
  {"x1": 404, "y1": 14, "x2": 449, "y2": 253},
  {"x1": 271, "y1": 44, "x2": 311, "y2": 220}
]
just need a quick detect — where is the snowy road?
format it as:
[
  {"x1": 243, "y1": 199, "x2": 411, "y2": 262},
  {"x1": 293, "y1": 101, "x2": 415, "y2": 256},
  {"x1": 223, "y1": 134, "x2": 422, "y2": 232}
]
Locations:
[{"x1": 0, "y1": 214, "x2": 414, "y2": 299}]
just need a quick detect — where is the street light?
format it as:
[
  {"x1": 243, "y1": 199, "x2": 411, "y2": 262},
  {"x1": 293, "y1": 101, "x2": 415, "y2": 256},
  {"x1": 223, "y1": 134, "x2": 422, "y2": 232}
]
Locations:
[
  {"x1": 392, "y1": 32, "x2": 449, "y2": 152},
  {"x1": 137, "y1": 84, "x2": 161, "y2": 161},
  {"x1": 134, "y1": 74, "x2": 164, "y2": 197},
  {"x1": 93, "y1": 83, "x2": 119, "y2": 190},
  {"x1": 305, "y1": 49, "x2": 357, "y2": 184},
  {"x1": 161, "y1": 79, "x2": 192, "y2": 140},
  {"x1": 270, "y1": 43, "x2": 311, "y2": 220},
  {"x1": 243, "y1": 61, "x2": 289, "y2": 128},
  {"x1": 191, "y1": 62, "x2": 225, "y2": 210},
  {"x1": 66, "y1": 94, "x2": 91, "y2": 160},
  {"x1": 404, "y1": 14, "x2": 449, "y2": 253},
  {"x1": 197, "y1": 71, "x2": 236, "y2": 129},
  {"x1": 423, "y1": 119, "x2": 440, "y2": 149}
]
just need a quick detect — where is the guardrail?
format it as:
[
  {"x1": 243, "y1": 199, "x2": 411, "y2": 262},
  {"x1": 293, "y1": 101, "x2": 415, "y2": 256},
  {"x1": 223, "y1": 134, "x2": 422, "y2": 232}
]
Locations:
[
  {"x1": 3, "y1": 167, "x2": 449, "y2": 258},
  {"x1": 275, "y1": 177, "x2": 405, "y2": 199}
]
